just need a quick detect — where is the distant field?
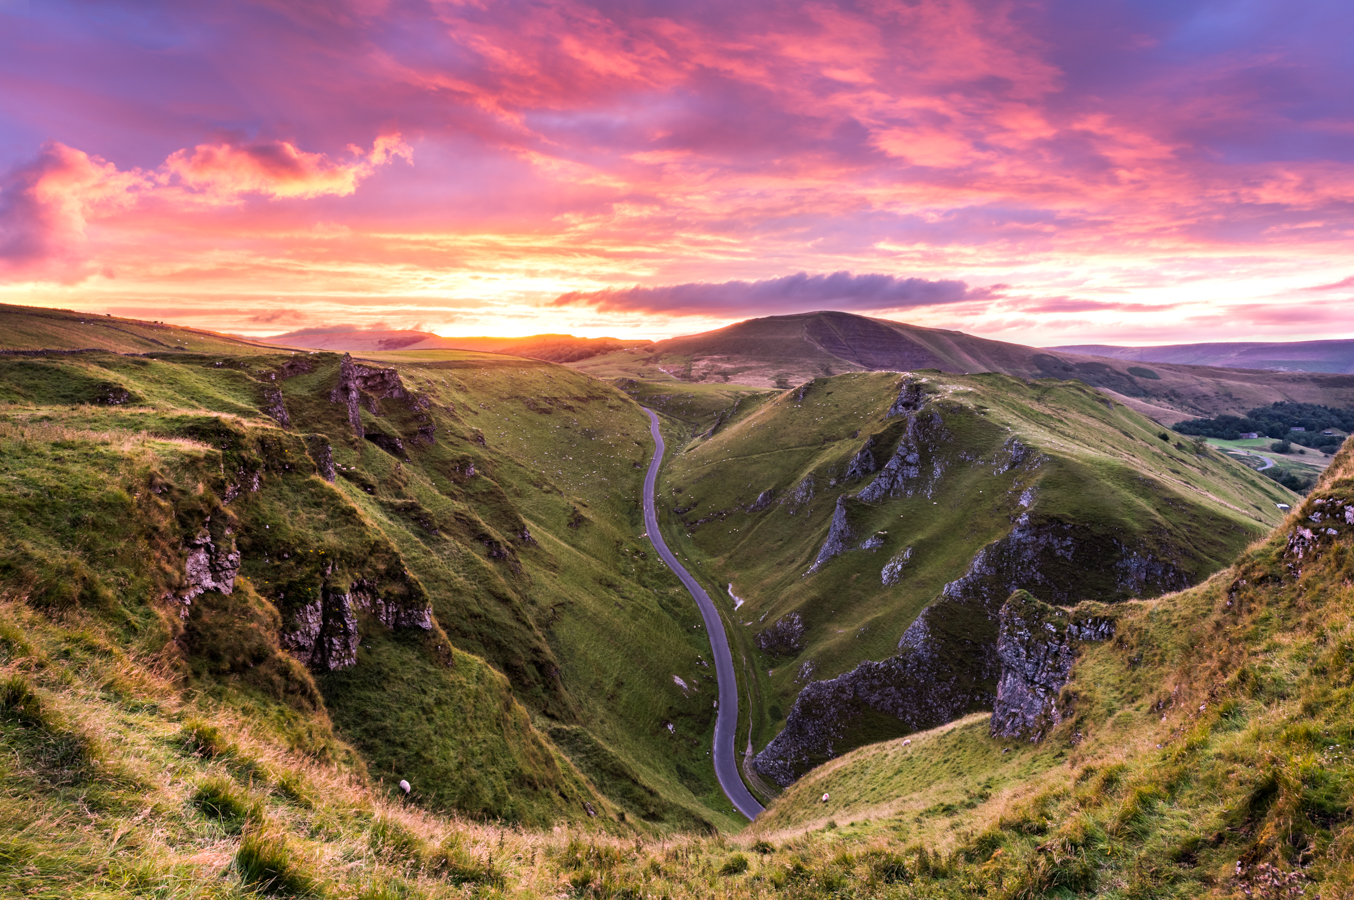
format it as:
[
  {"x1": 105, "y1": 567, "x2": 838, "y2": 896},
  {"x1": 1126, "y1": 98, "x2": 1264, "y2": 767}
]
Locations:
[{"x1": 1205, "y1": 436, "x2": 1335, "y2": 487}]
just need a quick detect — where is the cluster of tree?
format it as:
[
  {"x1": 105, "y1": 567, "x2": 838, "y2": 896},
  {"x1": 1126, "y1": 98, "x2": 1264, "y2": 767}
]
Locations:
[
  {"x1": 1263, "y1": 466, "x2": 1317, "y2": 494},
  {"x1": 1174, "y1": 401, "x2": 1354, "y2": 452}
]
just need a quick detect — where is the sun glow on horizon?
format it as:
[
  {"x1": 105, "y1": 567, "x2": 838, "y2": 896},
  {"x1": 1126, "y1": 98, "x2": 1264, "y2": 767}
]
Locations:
[{"x1": 1, "y1": 1, "x2": 1352, "y2": 346}]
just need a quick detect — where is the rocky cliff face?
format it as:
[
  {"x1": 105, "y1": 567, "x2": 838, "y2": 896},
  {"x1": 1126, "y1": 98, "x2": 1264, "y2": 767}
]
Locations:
[
  {"x1": 179, "y1": 519, "x2": 241, "y2": 613},
  {"x1": 280, "y1": 571, "x2": 433, "y2": 671},
  {"x1": 753, "y1": 602, "x2": 998, "y2": 787},
  {"x1": 989, "y1": 590, "x2": 1114, "y2": 741},
  {"x1": 806, "y1": 497, "x2": 855, "y2": 573},
  {"x1": 754, "y1": 518, "x2": 1184, "y2": 785},
  {"x1": 280, "y1": 578, "x2": 433, "y2": 672},
  {"x1": 330, "y1": 353, "x2": 433, "y2": 440}
]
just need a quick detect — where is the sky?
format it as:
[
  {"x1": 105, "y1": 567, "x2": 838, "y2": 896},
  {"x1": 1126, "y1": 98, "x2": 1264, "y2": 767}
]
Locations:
[{"x1": 1, "y1": 0, "x2": 1352, "y2": 345}]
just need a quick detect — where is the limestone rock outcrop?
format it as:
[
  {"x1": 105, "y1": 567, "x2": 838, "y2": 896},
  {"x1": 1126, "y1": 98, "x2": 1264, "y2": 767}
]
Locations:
[
  {"x1": 990, "y1": 590, "x2": 1114, "y2": 741},
  {"x1": 281, "y1": 578, "x2": 433, "y2": 672},
  {"x1": 754, "y1": 520, "x2": 1184, "y2": 785},
  {"x1": 180, "y1": 520, "x2": 241, "y2": 613},
  {"x1": 330, "y1": 353, "x2": 431, "y2": 438}
]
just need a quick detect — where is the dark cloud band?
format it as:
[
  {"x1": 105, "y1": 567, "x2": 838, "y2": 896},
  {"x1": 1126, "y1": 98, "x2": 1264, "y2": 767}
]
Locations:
[{"x1": 553, "y1": 272, "x2": 998, "y2": 316}]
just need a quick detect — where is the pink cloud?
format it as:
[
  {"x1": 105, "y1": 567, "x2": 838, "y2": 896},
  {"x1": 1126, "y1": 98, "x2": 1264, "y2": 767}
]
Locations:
[
  {"x1": 0, "y1": 142, "x2": 147, "y2": 281},
  {"x1": 0, "y1": 134, "x2": 409, "y2": 282},
  {"x1": 163, "y1": 134, "x2": 411, "y2": 202}
]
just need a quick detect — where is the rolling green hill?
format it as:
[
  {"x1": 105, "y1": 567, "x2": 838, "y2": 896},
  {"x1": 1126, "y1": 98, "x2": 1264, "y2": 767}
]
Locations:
[
  {"x1": 571, "y1": 310, "x2": 1354, "y2": 420},
  {"x1": 5, "y1": 301, "x2": 1354, "y2": 898},
  {"x1": 647, "y1": 370, "x2": 1296, "y2": 786},
  {"x1": 0, "y1": 326, "x2": 745, "y2": 831}
]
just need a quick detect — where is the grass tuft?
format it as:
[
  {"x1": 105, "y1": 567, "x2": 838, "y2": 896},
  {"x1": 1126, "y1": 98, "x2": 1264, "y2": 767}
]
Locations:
[
  {"x1": 181, "y1": 717, "x2": 235, "y2": 759},
  {"x1": 190, "y1": 774, "x2": 261, "y2": 833},
  {"x1": 235, "y1": 824, "x2": 325, "y2": 897},
  {"x1": 0, "y1": 673, "x2": 47, "y2": 727}
]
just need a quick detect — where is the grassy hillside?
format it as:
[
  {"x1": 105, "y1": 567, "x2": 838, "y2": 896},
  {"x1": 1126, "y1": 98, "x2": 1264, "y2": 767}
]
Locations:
[
  {"x1": 5, "y1": 436, "x2": 1349, "y2": 898},
  {"x1": 0, "y1": 302, "x2": 280, "y2": 355},
  {"x1": 571, "y1": 311, "x2": 1354, "y2": 419},
  {"x1": 0, "y1": 333, "x2": 743, "y2": 830},
  {"x1": 653, "y1": 370, "x2": 1296, "y2": 782}
]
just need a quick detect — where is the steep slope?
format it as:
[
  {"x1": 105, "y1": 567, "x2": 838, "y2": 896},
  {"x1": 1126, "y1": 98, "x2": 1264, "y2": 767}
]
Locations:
[
  {"x1": 0, "y1": 302, "x2": 282, "y2": 355},
  {"x1": 571, "y1": 310, "x2": 1354, "y2": 418},
  {"x1": 0, "y1": 335, "x2": 740, "y2": 829},
  {"x1": 1057, "y1": 337, "x2": 1354, "y2": 374},
  {"x1": 731, "y1": 436, "x2": 1354, "y2": 897},
  {"x1": 653, "y1": 370, "x2": 1296, "y2": 786},
  {"x1": 4, "y1": 439, "x2": 1351, "y2": 899}
]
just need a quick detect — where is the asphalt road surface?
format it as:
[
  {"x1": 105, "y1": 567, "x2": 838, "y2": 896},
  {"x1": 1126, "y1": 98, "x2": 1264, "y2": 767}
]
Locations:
[{"x1": 641, "y1": 409, "x2": 765, "y2": 821}]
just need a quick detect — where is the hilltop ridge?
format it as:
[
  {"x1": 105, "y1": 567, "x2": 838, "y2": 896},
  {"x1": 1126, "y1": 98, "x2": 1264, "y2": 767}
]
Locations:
[{"x1": 573, "y1": 310, "x2": 1354, "y2": 420}]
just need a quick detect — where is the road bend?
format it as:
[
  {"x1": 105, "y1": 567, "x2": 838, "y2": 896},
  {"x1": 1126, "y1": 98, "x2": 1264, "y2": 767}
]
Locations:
[{"x1": 641, "y1": 408, "x2": 765, "y2": 821}]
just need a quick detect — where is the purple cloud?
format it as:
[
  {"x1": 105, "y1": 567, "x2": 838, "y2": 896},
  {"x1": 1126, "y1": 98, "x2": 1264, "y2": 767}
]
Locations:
[{"x1": 554, "y1": 272, "x2": 1000, "y2": 315}]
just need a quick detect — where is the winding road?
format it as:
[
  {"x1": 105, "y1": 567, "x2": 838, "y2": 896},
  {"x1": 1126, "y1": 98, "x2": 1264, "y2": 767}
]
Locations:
[{"x1": 641, "y1": 409, "x2": 765, "y2": 821}]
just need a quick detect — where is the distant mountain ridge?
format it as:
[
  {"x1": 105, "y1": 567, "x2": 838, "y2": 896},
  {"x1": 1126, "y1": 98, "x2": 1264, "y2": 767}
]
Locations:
[
  {"x1": 571, "y1": 310, "x2": 1354, "y2": 421},
  {"x1": 266, "y1": 328, "x2": 652, "y2": 362},
  {"x1": 1052, "y1": 338, "x2": 1354, "y2": 374}
]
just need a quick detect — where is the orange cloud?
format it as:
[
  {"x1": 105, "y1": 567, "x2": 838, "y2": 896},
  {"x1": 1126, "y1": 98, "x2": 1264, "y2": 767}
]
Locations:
[
  {"x1": 163, "y1": 134, "x2": 411, "y2": 202},
  {"x1": 0, "y1": 135, "x2": 409, "y2": 282}
]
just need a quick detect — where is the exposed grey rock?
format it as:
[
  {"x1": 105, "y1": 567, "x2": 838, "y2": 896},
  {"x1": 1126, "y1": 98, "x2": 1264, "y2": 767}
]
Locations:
[
  {"x1": 1285, "y1": 495, "x2": 1353, "y2": 565},
  {"x1": 180, "y1": 521, "x2": 240, "y2": 613},
  {"x1": 753, "y1": 603, "x2": 990, "y2": 787},
  {"x1": 990, "y1": 591, "x2": 1114, "y2": 741},
  {"x1": 843, "y1": 435, "x2": 879, "y2": 481},
  {"x1": 330, "y1": 353, "x2": 429, "y2": 437},
  {"x1": 992, "y1": 437, "x2": 1035, "y2": 475},
  {"x1": 1113, "y1": 543, "x2": 1191, "y2": 596},
  {"x1": 785, "y1": 475, "x2": 815, "y2": 512},
  {"x1": 282, "y1": 579, "x2": 433, "y2": 672},
  {"x1": 856, "y1": 410, "x2": 947, "y2": 502},
  {"x1": 260, "y1": 385, "x2": 291, "y2": 427},
  {"x1": 881, "y1": 546, "x2": 913, "y2": 585},
  {"x1": 756, "y1": 613, "x2": 805, "y2": 657},
  {"x1": 747, "y1": 489, "x2": 775, "y2": 512},
  {"x1": 807, "y1": 496, "x2": 854, "y2": 573},
  {"x1": 858, "y1": 533, "x2": 885, "y2": 551},
  {"x1": 754, "y1": 519, "x2": 1188, "y2": 785},
  {"x1": 886, "y1": 377, "x2": 925, "y2": 417}
]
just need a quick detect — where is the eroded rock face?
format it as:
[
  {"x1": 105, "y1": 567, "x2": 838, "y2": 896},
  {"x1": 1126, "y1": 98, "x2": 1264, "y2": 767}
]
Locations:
[
  {"x1": 753, "y1": 604, "x2": 990, "y2": 787},
  {"x1": 329, "y1": 353, "x2": 430, "y2": 438},
  {"x1": 807, "y1": 497, "x2": 855, "y2": 573},
  {"x1": 754, "y1": 519, "x2": 1184, "y2": 785},
  {"x1": 757, "y1": 613, "x2": 805, "y2": 657},
  {"x1": 843, "y1": 435, "x2": 879, "y2": 481},
  {"x1": 282, "y1": 579, "x2": 433, "y2": 672},
  {"x1": 304, "y1": 434, "x2": 336, "y2": 482},
  {"x1": 990, "y1": 590, "x2": 1114, "y2": 741},
  {"x1": 886, "y1": 377, "x2": 926, "y2": 418},
  {"x1": 856, "y1": 408, "x2": 948, "y2": 502},
  {"x1": 260, "y1": 385, "x2": 291, "y2": 427},
  {"x1": 1285, "y1": 494, "x2": 1354, "y2": 565},
  {"x1": 180, "y1": 521, "x2": 240, "y2": 613}
]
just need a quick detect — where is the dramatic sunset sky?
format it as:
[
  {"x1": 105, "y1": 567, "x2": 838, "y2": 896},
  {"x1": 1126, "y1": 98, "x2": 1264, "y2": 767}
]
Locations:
[{"x1": 1, "y1": 0, "x2": 1352, "y2": 343}]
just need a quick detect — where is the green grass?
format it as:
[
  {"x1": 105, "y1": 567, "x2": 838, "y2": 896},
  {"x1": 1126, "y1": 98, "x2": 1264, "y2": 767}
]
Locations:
[
  {"x1": 648, "y1": 371, "x2": 1294, "y2": 769},
  {"x1": 0, "y1": 336, "x2": 740, "y2": 831},
  {"x1": 9, "y1": 305, "x2": 1354, "y2": 896}
]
